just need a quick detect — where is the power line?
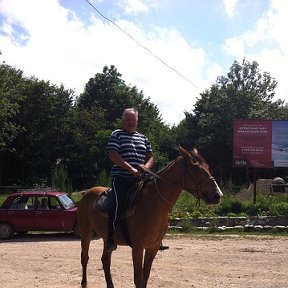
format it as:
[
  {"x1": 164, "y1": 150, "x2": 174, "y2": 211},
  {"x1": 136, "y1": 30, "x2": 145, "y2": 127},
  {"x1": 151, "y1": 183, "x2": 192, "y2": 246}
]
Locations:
[{"x1": 83, "y1": 0, "x2": 200, "y2": 90}]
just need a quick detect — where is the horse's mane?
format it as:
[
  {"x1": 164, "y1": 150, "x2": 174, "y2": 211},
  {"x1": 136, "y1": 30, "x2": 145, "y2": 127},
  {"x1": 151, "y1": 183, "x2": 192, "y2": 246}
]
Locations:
[
  {"x1": 156, "y1": 149, "x2": 209, "y2": 176},
  {"x1": 157, "y1": 158, "x2": 178, "y2": 175}
]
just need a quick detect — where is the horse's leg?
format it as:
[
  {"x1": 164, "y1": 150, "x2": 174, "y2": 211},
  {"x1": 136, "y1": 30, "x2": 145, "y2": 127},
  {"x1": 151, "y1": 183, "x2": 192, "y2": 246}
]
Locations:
[
  {"x1": 142, "y1": 247, "x2": 159, "y2": 288},
  {"x1": 132, "y1": 246, "x2": 144, "y2": 288},
  {"x1": 101, "y1": 241, "x2": 114, "y2": 288},
  {"x1": 80, "y1": 230, "x2": 93, "y2": 287}
]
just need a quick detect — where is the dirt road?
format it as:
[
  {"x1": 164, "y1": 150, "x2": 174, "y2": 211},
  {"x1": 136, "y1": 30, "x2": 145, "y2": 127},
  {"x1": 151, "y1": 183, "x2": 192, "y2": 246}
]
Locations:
[{"x1": 0, "y1": 233, "x2": 287, "y2": 287}]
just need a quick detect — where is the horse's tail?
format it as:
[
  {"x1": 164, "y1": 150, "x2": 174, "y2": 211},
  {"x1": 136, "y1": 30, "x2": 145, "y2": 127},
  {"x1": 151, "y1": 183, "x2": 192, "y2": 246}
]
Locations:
[
  {"x1": 76, "y1": 189, "x2": 89, "y2": 196},
  {"x1": 77, "y1": 189, "x2": 102, "y2": 238},
  {"x1": 77, "y1": 186, "x2": 110, "y2": 239},
  {"x1": 71, "y1": 190, "x2": 89, "y2": 206}
]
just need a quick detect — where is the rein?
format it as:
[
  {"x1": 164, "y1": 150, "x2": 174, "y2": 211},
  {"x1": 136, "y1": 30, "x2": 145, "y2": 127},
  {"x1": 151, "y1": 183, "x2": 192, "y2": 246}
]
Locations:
[
  {"x1": 138, "y1": 163, "x2": 182, "y2": 206},
  {"x1": 152, "y1": 177, "x2": 174, "y2": 205},
  {"x1": 138, "y1": 164, "x2": 180, "y2": 186}
]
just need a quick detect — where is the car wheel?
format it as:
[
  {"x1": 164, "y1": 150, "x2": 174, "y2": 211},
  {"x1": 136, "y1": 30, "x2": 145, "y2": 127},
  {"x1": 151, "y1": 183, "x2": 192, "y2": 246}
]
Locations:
[{"x1": 0, "y1": 222, "x2": 15, "y2": 240}]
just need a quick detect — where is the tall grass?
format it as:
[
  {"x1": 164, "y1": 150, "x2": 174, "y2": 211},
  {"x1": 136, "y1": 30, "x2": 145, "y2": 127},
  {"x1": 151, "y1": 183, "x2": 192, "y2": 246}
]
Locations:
[{"x1": 51, "y1": 164, "x2": 73, "y2": 193}]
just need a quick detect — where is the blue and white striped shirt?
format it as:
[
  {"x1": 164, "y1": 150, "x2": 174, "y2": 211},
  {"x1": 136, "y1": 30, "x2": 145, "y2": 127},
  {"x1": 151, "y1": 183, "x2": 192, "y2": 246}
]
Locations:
[{"x1": 106, "y1": 129, "x2": 153, "y2": 179}]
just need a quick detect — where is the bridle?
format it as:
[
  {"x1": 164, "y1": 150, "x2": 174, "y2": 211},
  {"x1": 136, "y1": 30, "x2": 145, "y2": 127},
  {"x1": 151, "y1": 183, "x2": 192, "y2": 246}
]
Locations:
[
  {"x1": 181, "y1": 157, "x2": 220, "y2": 209},
  {"x1": 139, "y1": 156, "x2": 216, "y2": 206},
  {"x1": 183, "y1": 159, "x2": 217, "y2": 199}
]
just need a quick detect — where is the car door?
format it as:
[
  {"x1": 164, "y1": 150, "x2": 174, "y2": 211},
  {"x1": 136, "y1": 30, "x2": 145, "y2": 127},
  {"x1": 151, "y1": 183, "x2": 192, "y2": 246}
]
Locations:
[
  {"x1": 34, "y1": 196, "x2": 66, "y2": 230},
  {"x1": 7, "y1": 196, "x2": 35, "y2": 231}
]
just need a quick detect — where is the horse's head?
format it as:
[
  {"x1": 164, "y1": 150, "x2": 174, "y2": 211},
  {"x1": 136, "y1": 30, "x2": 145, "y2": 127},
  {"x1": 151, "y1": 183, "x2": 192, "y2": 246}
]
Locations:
[{"x1": 179, "y1": 146, "x2": 223, "y2": 205}]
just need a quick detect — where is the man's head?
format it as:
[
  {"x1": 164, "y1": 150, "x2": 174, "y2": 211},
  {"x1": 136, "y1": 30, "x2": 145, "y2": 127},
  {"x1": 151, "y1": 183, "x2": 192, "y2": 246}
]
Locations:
[{"x1": 123, "y1": 108, "x2": 138, "y2": 133}]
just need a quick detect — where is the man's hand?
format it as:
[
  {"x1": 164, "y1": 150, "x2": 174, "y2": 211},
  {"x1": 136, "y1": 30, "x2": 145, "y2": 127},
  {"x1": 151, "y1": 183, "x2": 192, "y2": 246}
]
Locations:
[{"x1": 130, "y1": 166, "x2": 141, "y2": 178}]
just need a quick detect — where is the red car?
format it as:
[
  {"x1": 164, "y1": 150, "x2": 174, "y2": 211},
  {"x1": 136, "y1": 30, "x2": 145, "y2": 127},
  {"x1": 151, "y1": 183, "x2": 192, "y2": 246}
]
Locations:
[{"x1": 0, "y1": 190, "x2": 78, "y2": 240}]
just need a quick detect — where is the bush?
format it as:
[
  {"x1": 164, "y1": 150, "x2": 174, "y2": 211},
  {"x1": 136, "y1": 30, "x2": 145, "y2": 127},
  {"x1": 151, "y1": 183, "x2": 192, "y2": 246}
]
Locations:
[
  {"x1": 169, "y1": 191, "x2": 198, "y2": 219},
  {"x1": 269, "y1": 203, "x2": 288, "y2": 216},
  {"x1": 96, "y1": 169, "x2": 111, "y2": 187},
  {"x1": 170, "y1": 189, "x2": 288, "y2": 219},
  {"x1": 190, "y1": 210, "x2": 203, "y2": 218}
]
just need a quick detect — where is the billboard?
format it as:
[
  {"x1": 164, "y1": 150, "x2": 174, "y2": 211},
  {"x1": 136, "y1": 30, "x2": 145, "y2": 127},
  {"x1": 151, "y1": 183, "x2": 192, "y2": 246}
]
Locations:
[{"x1": 233, "y1": 120, "x2": 288, "y2": 168}]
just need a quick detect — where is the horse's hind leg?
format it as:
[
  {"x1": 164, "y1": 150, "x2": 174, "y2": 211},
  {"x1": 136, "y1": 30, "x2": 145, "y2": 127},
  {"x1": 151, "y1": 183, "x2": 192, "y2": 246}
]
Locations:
[
  {"x1": 78, "y1": 204, "x2": 94, "y2": 286},
  {"x1": 80, "y1": 230, "x2": 94, "y2": 286},
  {"x1": 101, "y1": 241, "x2": 114, "y2": 288}
]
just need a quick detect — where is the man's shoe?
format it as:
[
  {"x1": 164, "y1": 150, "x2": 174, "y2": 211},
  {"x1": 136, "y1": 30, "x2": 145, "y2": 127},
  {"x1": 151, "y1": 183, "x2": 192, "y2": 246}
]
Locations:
[
  {"x1": 107, "y1": 239, "x2": 117, "y2": 252},
  {"x1": 159, "y1": 243, "x2": 169, "y2": 251}
]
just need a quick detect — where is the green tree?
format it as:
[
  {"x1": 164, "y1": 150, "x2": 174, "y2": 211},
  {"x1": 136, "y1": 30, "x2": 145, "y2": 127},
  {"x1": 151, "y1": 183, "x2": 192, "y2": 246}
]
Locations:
[
  {"x1": 0, "y1": 63, "x2": 25, "y2": 185},
  {"x1": 0, "y1": 62, "x2": 176, "y2": 190},
  {"x1": 0, "y1": 63, "x2": 24, "y2": 152},
  {"x1": 0, "y1": 61, "x2": 74, "y2": 186},
  {"x1": 69, "y1": 65, "x2": 171, "y2": 189},
  {"x1": 63, "y1": 105, "x2": 109, "y2": 189},
  {"x1": 177, "y1": 59, "x2": 288, "y2": 184},
  {"x1": 11, "y1": 79, "x2": 74, "y2": 185},
  {"x1": 77, "y1": 65, "x2": 133, "y2": 124}
]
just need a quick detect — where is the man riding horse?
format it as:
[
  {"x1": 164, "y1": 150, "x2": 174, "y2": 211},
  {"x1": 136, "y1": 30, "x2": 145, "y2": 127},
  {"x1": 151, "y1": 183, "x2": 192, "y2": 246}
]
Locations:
[{"x1": 106, "y1": 108, "x2": 169, "y2": 252}]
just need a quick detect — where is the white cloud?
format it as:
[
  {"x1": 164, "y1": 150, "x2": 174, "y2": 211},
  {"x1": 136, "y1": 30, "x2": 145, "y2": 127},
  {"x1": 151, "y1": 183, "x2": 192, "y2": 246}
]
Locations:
[
  {"x1": 0, "y1": 0, "x2": 205, "y2": 125},
  {"x1": 117, "y1": 0, "x2": 157, "y2": 15},
  {"x1": 118, "y1": 0, "x2": 148, "y2": 14},
  {"x1": 222, "y1": 0, "x2": 288, "y2": 103},
  {"x1": 247, "y1": 49, "x2": 288, "y2": 102},
  {"x1": 223, "y1": 0, "x2": 238, "y2": 17},
  {"x1": 206, "y1": 63, "x2": 224, "y2": 85},
  {"x1": 4, "y1": 0, "x2": 287, "y2": 125},
  {"x1": 268, "y1": 0, "x2": 288, "y2": 53},
  {"x1": 0, "y1": 21, "x2": 13, "y2": 35},
  {"x1": 223, "y1": 37, "x2": 244, "y2": 58}
]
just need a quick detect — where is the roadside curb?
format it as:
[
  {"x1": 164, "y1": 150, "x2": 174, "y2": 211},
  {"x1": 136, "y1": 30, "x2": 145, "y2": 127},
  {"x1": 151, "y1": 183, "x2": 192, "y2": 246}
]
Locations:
[{"x1": 169, "y1": 216, "x2": 288, "y2": 232}]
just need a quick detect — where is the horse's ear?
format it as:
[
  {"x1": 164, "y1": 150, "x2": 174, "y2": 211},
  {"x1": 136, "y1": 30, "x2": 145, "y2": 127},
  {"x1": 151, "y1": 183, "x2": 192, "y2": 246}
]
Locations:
[
  {"x1": 192, "y1": 147, "x2": 198, "y2": 154},
  {"x1": 178, "y1": 145, "x2": 191, "y2": 159},
  {"x1": 190, "y1": 148, "x2": 199, "y2": 163}
]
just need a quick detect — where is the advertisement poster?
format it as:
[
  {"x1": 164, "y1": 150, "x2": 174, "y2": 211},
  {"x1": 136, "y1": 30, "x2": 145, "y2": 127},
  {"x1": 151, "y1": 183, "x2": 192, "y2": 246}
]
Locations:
[
  {"x1": 272, "y1": 121, "x2": 288, "y2": 167},
  {"x1": 233, "y1": 120, "x2": 272, "y2": 168},
  {"x1": 233, "y1": 120, "x2": 288, "y2": 168}
]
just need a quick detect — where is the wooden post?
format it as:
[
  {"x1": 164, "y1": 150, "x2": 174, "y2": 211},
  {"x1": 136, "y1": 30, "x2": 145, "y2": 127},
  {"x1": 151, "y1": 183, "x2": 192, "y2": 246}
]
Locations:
[{"x1": 253, "y1": 168, "x2": 258, "y2": 204}]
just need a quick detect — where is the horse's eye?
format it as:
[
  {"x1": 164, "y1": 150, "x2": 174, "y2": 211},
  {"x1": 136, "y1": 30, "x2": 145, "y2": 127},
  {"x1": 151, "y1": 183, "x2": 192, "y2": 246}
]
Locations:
[{"x1": 191, "y1": 156, "x2": 197, "y2": 163}]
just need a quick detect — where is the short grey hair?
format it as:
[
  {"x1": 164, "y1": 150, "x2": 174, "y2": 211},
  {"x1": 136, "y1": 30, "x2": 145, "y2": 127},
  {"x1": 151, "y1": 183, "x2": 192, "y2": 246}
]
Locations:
[{"x1": 123, "y1": 108, "x2": 138, "y2": 120}]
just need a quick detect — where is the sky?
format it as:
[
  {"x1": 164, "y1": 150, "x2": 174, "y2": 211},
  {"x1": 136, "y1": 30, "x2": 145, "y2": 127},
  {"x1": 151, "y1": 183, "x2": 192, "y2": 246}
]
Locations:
[{"x1": 0, "y1": 0, "x2": 287, "y2": 126}]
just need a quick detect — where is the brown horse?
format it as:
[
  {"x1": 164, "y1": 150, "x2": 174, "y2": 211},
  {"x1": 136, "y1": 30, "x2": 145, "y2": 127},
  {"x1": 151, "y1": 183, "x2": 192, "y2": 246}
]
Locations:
[{"x1": 78, "y1": 146, "x2": 223, "y2": 288}]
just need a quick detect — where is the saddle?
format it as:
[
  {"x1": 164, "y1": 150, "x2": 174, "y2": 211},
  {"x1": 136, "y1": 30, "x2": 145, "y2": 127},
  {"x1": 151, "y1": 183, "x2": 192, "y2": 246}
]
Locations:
[
  {"x1": 93, "y1": 175, "x2": 151, "y2": 247},
  {"x1": 94, "y1": 181, "x2": 145, "y2": 218}
]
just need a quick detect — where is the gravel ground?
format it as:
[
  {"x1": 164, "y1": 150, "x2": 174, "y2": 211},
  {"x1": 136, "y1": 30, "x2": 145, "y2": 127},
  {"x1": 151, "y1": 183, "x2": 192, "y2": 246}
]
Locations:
[{"x1": 0, "y1": 233, "x2": 288, "y2": 288}]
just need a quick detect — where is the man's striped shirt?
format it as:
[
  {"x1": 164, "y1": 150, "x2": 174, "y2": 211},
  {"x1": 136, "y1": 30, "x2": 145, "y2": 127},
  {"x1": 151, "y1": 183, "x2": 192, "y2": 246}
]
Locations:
[{"x1": 106, "y1": 129, "x2": 153, "y2": 179}]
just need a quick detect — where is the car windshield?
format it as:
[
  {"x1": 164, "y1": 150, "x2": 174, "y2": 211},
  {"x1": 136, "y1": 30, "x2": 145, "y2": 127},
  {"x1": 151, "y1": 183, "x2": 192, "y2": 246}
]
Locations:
[{"x1": 58, "y1": 194, "x2": 75, "y2": 209}]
